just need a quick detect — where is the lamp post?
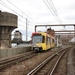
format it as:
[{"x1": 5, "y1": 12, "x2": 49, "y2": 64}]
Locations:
[{"x1": 26, "y1": 18, "x2": 27, "y2": 41}]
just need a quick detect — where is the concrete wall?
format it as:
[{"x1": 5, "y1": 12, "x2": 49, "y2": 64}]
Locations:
[
  {"x1": 0, "y1": 11, "x2": 18, "y2": 27},
  {"x1": 0, "y1": 46, "x2": 31, "y2": 59},
  {"x1": 0, "y1": 11, "x2": 18, "y2": 49}
]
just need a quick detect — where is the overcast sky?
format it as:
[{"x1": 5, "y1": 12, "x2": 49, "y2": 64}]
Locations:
[{"x1": 0, "y1": 0, "x2": 75, "y2": 41}]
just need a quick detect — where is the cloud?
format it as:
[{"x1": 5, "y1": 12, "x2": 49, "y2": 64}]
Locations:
[{"x1": 1, "y1": 0, "x2": 75, "y2": 41}]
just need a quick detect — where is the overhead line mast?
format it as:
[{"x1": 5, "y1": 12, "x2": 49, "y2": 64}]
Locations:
[
  {"x1": 35, "y1": 24, "x2": 75, "y2": 32},
  {"x1": 26, "y1": 18, "x2": 28, "y2": 41}
]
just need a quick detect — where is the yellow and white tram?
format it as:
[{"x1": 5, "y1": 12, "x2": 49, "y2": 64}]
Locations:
[{"x1": 31, "y1": 32, "x2": 55, "y2": 51}]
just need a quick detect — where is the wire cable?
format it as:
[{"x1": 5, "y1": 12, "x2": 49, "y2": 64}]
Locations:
[
  {"x1": 48, "y1": 0, "x2": 62, "y2": 23},
  {"x1": 0, "y1": 1, "x2": 26, "y2": 19},
  {"x1": 0, "y1": 0, "x2": 38, "y2": 26},
  {"x1": 6, "y1": 0, "x2": 38, "y2": 24},
  {"x1": 0, "y1": 0, "x2": 37, "y2": 29},
  {"x1": 43, "y1": 0, "x2": 62, "y2": 24}
]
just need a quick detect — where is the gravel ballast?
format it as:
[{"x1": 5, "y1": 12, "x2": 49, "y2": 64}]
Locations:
[
  {"x1": 0, "y1": 49, "x2": 57, "y2": 75},
  {"x1": 67, "y1": 47, "x2": 75, "y2": 75}
]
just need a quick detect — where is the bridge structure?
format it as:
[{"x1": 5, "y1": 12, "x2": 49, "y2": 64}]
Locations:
[
  {"x1": 35, "y1": 24, "x2": 75, "y2": 45},
  {"x1": 0, "y1": 11, "x2": 18, "y2": 49}
]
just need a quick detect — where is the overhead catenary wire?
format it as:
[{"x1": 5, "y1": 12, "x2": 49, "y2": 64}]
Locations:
[
  {"x1": 43, "y1": 0, "x2": 58, "y2": 23},
  {"x1": 0, "y1": 0, "x2": 63, "y2": 30},
  {"x1": 0, "y1": 3, "x2": 32, "y2": 29},
  {"x1": 48, "y1": 0, "x2": 62, "y2": 23},
  {"x1": 0, "y1": 2, "x2": 26, "y2": 26},
  {"x1": 0, "y1": 1, "x2": 26, "y2": 19},
  {"x1": 0, "y1": 0, "x2": 36, "y2": 28},
  {"x1": 18, "y1": 24, "x2": 34, "y2": 29},
  {"x1": 43, "y1": 0, "x2": 62, "y2": 24},
  {"x1": 6, "y1": 0, "x2": 38, "y2": 24}
]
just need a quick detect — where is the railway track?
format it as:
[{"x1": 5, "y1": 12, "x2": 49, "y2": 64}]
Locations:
[
  {"x1": 27, "y1": 47, "x2": 71, "y2": 75},
  {"x1": 0, "y1": 51, "x2": 36, "y2": 71}
]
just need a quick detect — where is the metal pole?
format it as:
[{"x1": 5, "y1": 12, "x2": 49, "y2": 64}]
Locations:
[
  {"x1": 74, "y1": 25, "x2": 75, "y2": 43},
  {"x1": 56, "y1": 35, "x2": 59, "y2": 47},
  {"x1": 26, "y1": 18, "x2": 27, "y2": 41},
  {"x1": 35, "y1": 26, "x2": 37, "y2": 32},
  {"x1": 0, "y1": 40, "x2": 1, "y2": 49}
]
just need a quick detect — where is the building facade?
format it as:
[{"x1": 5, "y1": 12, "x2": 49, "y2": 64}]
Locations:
[{"x1": 13, "y1": 30, "x2": 22, "y2": 44}]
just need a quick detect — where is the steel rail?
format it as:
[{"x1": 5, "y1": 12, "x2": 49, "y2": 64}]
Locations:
[
  {"x1": 48, "y1": 49, "x2": 67, "y2": 75},
  {"x1": 0, "y1": 51, "x2": 34, "y2": 64},
  {"x1": 27, "y1": 47, "x2": 70, "y2": 75},
  {"x1": 0, "y1": 51, "x2": 36, "y2": 70}
]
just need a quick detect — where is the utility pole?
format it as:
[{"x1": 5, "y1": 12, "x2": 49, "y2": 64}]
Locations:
[
  {"x1": 26, "y1": 18, "x2": 27, "y2": 41},
  {"x1": 74, "y1": 25, "x2": 75, "y2": 43},
  {"x1": 57, "y1": 37, "x2": 59, "y2": 47}
]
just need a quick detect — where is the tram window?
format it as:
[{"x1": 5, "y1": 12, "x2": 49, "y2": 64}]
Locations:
[
  {"x1": 42, "y1": 36, "x2": 45, "y2": 43},
  {"x1": 48, "y1": 38, "x2": 50, "y2": 43},
  {"x1": 49, "y1": 38, "x2": 51, "y2": 43},
  {"x1": 53, "y1": 39, "x2": 54, "y2": 42},
  {"x1": 52, "y1": 39, "x2": 54, "y2": 43},
  {"x1": 46, "y1": 37, "x2": 48, "y2": 44},
  {"x1": 46, "y1": 37, "x2": 47, "y2": 44}
]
